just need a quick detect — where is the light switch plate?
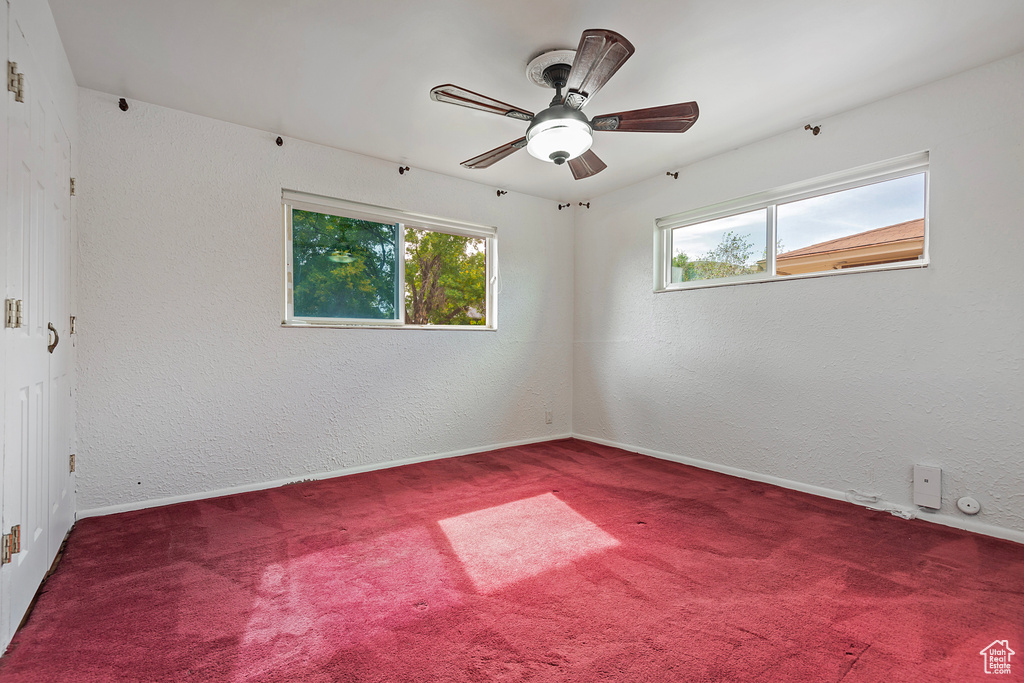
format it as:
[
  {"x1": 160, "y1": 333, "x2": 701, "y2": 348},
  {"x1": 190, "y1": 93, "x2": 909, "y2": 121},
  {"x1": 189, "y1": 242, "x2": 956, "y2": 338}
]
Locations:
[{"x1": 914, "y1": 465, "x2": 941, "y2": 509}]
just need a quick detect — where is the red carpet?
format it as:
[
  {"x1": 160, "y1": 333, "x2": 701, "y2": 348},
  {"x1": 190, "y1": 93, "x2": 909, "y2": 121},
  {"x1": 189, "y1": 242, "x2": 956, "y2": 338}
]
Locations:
[{"x1": 1, "y1": 439, "x2": 1021, "y2": 681}]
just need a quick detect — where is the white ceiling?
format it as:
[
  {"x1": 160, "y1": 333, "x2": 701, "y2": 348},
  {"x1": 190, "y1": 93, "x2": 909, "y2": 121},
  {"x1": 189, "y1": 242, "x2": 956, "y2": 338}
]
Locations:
[{"x1": 47, "y1": 0, "x2": 1024, "y2": 201}]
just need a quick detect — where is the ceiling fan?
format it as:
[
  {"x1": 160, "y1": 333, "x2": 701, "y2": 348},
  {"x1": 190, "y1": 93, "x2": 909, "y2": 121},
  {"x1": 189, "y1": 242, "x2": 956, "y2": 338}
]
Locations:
[{"x1": 430, "y1": 29, "x2": 699, "y2": 180}]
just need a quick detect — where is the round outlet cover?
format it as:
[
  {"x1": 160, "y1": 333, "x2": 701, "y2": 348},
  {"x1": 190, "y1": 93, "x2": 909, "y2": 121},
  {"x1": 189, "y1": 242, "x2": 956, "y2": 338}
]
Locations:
[{"x1": 956, "y1": 496, "x2": 981, "y2": 515}]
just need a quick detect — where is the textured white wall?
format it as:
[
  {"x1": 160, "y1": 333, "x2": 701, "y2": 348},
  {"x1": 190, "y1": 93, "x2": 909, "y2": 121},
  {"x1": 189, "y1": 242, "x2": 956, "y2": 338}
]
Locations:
[
  {"x1": 76, "y1": 89, "x2": 573, "y2": 512},
  {"x1": 574, "y1": 52, "x2": 1024, "y2": 537}
]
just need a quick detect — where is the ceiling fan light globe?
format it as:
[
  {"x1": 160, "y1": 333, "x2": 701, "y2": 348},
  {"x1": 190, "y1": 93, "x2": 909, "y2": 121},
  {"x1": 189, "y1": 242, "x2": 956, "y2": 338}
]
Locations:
[
  {"x1": 525, "y1": 117, "x2": 593, "y2": 164},
  {"x1": 328, "y1": 250, "x2": 356, "y2": 263}
]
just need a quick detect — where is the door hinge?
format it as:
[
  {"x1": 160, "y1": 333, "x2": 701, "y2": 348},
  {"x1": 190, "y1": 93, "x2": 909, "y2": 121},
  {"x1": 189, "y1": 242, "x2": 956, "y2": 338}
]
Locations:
[
  {"x1": 7, "y1": 61, "x2": 24, "y2": 103},
  {"x1": 70, "y1": 453, "x2": 76, "y2": 472},
  {"x1": 2, "y1": 525, "x2": 21, "y2": 564},
  {"x1": 70, "y1": 315, "x2": 76, "y2": 334},
  {"x1": 70, "y1": 178, "x2": 76, "y2": 196},
  {"x1": 5, "y1": 298, "x2": 23, "y2": 328}
]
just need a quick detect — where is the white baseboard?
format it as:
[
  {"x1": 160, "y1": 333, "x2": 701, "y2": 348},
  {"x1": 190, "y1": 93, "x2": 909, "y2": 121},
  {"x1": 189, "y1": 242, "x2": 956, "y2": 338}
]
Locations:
[
  {"x1": 76, "y1": 433, "x2": 573, "y2": 520},
  {"x1": 77, "y1": 432, "x2": 1024, "y2": 546},
  {"x1": 573, "y1": 433, "x2": 1024, "y2": 546}
]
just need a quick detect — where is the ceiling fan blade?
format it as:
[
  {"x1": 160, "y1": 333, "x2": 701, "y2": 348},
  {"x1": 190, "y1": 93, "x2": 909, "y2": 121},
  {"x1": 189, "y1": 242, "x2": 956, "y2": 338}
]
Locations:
[
  {"x1": 591, "y1": 102, "x2": 699, "y2": 133},
  {"x1": 430, "y1": 85, "x2": 534, "y2": 122},
  {"x1": 461, "y1": 138, "x2": 527, "y2": 169},
  {"x1": 563, "y1": 29, "x2": 636, "y2": 110},
  {"x1": 568, "y1": 149, "x2": 607, "y2": 180}
]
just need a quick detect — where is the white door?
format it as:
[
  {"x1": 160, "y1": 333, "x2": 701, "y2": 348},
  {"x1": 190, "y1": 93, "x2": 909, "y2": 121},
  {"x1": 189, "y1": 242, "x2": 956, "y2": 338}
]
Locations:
[
  {"x1": 2, "y1": 13, "x2": 73, "y2": 648},
  {"x1": 0, "y1": 0, "x2": 9, "y2": 650}
]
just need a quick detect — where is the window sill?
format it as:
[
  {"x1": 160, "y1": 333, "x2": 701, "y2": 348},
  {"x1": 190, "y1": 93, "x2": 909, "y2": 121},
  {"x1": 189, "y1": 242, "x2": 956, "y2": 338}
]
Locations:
[
  {"x1": 655, "y1": 259, "x2": 928, "y2": 293},
  {"x1": 281, "y1": 321, "x2": 496, "y2": 331}
]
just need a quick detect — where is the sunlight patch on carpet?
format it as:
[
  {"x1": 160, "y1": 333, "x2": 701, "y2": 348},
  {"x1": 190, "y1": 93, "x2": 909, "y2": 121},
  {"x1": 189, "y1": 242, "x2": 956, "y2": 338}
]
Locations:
[
  {"x1": 439, "y1": 492, "x2": 620, "y2": 593},
  {"x1": 237, "y1": 526, "x2": 459, "y2": 681}
]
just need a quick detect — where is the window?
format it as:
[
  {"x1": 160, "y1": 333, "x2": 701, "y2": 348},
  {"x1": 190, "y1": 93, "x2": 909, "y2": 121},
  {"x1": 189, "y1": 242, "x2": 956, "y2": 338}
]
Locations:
[
  {"x1": 283, "y1": 191, "x2": 496, "y2": 328},
  {"x1": 655, "y1": 153, "x2": 928, "y2": 291}
]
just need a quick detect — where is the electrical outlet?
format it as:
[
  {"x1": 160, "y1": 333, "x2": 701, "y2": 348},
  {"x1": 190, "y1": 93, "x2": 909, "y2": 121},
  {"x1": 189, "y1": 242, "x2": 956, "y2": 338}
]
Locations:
[
  {"x1": 913, "y1": 465, "x2": 941, "y2": 509},
  {"x1": 544, "y1": 410, "x2": 553, "y2": 425}
]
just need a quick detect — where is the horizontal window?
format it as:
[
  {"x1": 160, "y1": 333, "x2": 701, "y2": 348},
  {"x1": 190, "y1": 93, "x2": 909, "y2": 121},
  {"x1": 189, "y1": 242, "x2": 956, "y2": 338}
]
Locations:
[
  {"x1": 283, "y1": 191, "x2": 496, "y2": 329},
  {"x1": 655, "y1": 153, "x2": 929, "y2": 291}
]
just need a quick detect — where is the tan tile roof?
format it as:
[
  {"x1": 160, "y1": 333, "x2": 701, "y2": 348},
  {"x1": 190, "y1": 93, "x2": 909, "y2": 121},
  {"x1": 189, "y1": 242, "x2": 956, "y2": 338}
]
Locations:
[{"x1": 778, "y1": 218, "x2": 924, "y2": 260}]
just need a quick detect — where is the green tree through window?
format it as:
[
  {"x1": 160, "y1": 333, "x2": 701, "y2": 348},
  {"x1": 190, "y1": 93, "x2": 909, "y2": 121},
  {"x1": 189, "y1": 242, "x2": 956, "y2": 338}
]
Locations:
[
  {"x1": 292, "y1": 210, "x2": 399, "y2": 319},
  {"x1": 404, "y1": 228, "x2": 486, "y2": 325},
  {"x1": 291, "y1": 208, "x2": 487, "y2": 325},
  {"x1": 672, "y1": 231, "x2": 784, "y2": 282},
  {"x1": 672, "y1": 230, "x2": 763, "y2": 281}
]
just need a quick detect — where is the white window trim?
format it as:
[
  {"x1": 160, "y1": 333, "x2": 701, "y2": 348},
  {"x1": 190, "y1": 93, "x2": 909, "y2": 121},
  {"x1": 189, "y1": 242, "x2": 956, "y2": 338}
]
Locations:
[
  {"x1": 282, "y1": 190, "x2": 498, "y2": 330},
  {"x1": 654, "y1": 151, "x2": 930, "y2": 292}
]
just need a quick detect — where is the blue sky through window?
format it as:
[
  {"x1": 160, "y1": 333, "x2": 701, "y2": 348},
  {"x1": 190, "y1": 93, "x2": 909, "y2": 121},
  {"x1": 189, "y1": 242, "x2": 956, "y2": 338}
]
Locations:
[
  {"x1": 671, "y1": 173, "x2": 925, "y2": 263},
  {"x1": 777, "y1": 173, "x2": 925, "y2": 253}
]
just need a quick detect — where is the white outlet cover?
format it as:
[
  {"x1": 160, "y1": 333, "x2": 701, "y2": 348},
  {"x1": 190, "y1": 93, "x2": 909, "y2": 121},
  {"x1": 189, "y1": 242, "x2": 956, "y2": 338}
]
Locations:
[
  {"x1": 957, "y1": 496, "x2": 981, "y2": 515},
  {"x1": 913, "y1": 465, "x2": 942, "y2": 509}
]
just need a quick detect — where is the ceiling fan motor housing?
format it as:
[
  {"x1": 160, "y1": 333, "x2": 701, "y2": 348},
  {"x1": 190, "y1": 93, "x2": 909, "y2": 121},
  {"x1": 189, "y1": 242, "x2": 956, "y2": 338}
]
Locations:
[{"x1": 541, "y1": 63, "x2": 571, "y2": 90}]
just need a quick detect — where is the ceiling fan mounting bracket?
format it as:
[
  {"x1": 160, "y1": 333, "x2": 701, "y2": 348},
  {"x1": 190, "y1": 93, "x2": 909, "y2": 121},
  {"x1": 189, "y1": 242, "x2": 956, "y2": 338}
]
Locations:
[{"x1": 526, "y1": 49, "x2": 576, "y2": 88}]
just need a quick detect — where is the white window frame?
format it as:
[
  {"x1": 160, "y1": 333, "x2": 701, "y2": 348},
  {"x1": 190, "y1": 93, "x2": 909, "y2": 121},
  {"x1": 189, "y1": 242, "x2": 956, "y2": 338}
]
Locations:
[
  {"x1": 654, "y1": 152, "x2": 930, "y2": 292},
  {"x1": 282, "y1": 190, "x2": 498, "y2": 330}
]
